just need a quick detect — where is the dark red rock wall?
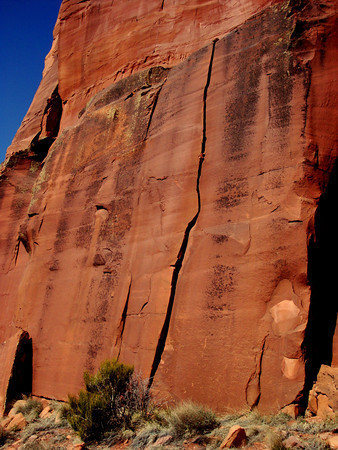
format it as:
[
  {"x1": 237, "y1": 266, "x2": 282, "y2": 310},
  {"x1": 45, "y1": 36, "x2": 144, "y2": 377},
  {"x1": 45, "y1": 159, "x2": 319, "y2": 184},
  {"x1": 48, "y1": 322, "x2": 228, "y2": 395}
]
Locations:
[{"x1": 0, "y1": 0, "x2": 337, "y2": 413}]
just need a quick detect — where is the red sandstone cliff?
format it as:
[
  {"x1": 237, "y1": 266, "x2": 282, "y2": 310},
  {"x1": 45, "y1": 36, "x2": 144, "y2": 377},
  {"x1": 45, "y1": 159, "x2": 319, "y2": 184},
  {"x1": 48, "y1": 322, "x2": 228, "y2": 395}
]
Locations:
[{"x1": 0, "y1": 0, "x2": 337, "y2": 415}]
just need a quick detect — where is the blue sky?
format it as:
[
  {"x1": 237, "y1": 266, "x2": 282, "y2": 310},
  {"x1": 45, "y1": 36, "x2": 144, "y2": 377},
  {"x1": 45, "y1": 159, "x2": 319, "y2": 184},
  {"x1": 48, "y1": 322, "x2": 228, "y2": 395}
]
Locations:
[{"x1": 0, "y1": 0, "x2": 62, "y2": 162}]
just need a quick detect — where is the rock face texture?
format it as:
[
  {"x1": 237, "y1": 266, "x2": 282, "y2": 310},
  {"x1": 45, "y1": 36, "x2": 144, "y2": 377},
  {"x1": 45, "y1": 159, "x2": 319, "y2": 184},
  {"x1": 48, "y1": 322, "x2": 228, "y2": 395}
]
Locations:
[
  {"x1": 307, "y1": 365, "x2": 338, "y2": 419},
  {"x1": 0, "y1": 0, "x2": 337, "y2": 414}
]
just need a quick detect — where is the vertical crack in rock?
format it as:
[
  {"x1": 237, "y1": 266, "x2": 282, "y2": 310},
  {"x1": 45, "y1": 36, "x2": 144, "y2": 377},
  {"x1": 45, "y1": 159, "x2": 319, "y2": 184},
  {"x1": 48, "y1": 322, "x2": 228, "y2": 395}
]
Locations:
[
  {"x1": 295, "y1": 161, "x2": 338, "y2": 410},
  {"x1": 144, "y1": 85, "x2": 164, "y2": 141},
  {"x1": 245, "y1": 335, "x2": 268, "y2": 409},
  {"x1": 115, "y1": 279, "x2": 132, "y2": 360},
  {"x1": 160, "y1": 0, "x2": 165, "y2": 10},
  {"x1": 148, "y1": 40, "x2": 217, "y2": 388}
]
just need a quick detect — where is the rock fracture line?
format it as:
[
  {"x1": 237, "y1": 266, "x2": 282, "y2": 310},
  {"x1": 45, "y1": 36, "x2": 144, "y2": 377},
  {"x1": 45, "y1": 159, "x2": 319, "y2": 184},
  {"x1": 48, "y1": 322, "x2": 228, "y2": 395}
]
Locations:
[{"x1": 148, "y1": 39, "x2": 218, "y2": 388}]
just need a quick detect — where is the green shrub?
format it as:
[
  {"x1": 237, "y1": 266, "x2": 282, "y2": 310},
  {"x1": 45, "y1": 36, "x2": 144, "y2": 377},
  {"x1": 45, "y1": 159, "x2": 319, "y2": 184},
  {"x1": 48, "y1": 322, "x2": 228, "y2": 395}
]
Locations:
[
  {"x1": 66, "y1": 359, "x2": 150, "y2": 442},
  {"x1": 166, "y1": 401, "x2": 219, "y2": 437}
]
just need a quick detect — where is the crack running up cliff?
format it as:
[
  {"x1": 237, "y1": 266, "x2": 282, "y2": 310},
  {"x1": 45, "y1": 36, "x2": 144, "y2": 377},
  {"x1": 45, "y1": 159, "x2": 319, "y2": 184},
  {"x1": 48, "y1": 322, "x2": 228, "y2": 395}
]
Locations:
[
  {"x1": 296, "y1": 160, "x2": 338, "y2": 410},
  {"x1": 148, "y1": 39, "x2": 218, "y2": 388},
  {"x1": 115, "y1": 280, "x2": 132, "y2": 360}
]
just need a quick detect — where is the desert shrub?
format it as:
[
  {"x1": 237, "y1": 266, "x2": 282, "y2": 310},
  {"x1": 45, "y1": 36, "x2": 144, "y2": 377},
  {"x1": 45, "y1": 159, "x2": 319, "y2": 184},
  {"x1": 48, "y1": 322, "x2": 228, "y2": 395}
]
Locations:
[
  {"x1": 15, "y1": 398, "x2": 43, "y2": 422},
  {"x1": 66, "y1": 359, "x2": 150, "y2": 442},
  {"x1": 149, "y1": 406, "x2": 170, "y2": 427},
  {"x1": 166, "y1": 401, "x2": 219, "y2": 437}
]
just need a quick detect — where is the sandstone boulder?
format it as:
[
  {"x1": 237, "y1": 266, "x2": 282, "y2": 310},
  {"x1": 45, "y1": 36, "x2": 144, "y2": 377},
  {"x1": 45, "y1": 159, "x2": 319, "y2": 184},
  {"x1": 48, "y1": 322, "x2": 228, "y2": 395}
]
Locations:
[
  {"x1": 281, "y1": 404, "x2": 301, "y2": 419},
  {"x1": 39, "y1": 405, "x2": 52, "y2": 419},
  {"x1": 283, "y1": 435, "x2": 305, "y2": 448},
  {"x1": 327, "y1": 435, "x2": 338, "y2": 450},
  {"x1": 220, "y1": 425, "x2": 247, "y2": 448},
  {"x1": 5, "y1": 413, "x2": 26, "y2": 431},
  {"x1": 153, "y1": 435, "x2": 173, "y2": 446}
]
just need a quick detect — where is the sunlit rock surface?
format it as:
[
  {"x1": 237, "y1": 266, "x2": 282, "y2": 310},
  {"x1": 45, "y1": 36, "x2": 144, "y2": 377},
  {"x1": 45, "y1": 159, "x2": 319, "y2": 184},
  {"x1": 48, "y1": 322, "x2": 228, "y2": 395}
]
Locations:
[{"x1": 0, "y1": 0, "x2": 337, "y2": 414}]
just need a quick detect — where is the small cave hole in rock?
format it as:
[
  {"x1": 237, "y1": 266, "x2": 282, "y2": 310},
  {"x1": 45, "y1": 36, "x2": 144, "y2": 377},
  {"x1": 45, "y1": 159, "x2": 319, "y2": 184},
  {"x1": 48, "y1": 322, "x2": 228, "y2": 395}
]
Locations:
[
  {"x1": 30, "y1": 136, "x2": 56, "y2": 162},
  {"x1": 297, "y1": 161, "x2": 338, "y2": 410},
  {"x1": 5, "y1": 332, "x2": 33, "y2": 413}
]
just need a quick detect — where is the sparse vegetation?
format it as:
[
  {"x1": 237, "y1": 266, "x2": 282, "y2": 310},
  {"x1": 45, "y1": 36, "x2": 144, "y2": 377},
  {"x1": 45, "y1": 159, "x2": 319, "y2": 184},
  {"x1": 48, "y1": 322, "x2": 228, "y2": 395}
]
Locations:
[
  {"x1": 131, "y1": 422, "x2": 167, "y2": 448},
  {"x1": 20, "y1": 417, "x2": 66, "y2": 443},
  {"x1": 268, "y1": 432, "x2": 287, "y2": 450},
  {"x1": 66, "y1": 359, "x2": 150, "y2": 442},
  {"x1": 289, "y1": 416, "x2": 338, "y2": 434},
  {"x1": 165, "y1": 401, "x2": 219, "y2": 437},
  {"x1": 15, "y1": 397, "x2": 43, "y2": 422},
  {"x1": 1, "y1": 362, "x2": 336, "y2": 449}
]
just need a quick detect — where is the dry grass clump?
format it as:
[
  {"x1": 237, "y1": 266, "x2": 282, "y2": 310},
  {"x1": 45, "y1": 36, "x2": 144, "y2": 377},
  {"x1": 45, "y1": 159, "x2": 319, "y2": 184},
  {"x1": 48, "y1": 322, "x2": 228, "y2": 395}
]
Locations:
[
  {"x1": 165, "y1": 401, "x2": 219, "y2": 437},
  {"x1": 267, "y1": 431, "x2": 287, "y2": 450},
  {"x1": 131, "y1": 422, "x2": 167, "y2": 448},
  {"x1": 289, "y1": 416, "x2": 337, "y2": 434},
  {"x1": 129, "y1": 401, "x2": 219, "y2": 447},
  {"x1": 20, "y1": 417, "x2": 66, "y2": 443},
  {"x1": 15, "y1": 398, "x2": 43, "y2": 422}
]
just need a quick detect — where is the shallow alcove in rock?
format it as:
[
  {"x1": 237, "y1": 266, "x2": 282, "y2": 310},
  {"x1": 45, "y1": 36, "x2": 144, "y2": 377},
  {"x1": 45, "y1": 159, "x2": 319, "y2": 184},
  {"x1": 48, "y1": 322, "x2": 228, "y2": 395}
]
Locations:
[
  {"x1": 297, "y1": 161, "x2": 338, "y2": 409},
  {"x1": 3, "y1": 331, "x2": 33, "y2": 414},
  {"x1": 29, "y1": 86, "x2": 62, "y2": 162}
]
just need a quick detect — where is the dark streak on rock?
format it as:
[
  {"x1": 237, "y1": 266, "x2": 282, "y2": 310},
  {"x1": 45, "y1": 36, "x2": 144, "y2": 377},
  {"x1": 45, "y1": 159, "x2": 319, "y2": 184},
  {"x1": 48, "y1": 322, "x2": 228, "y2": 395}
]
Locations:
[{"x1": 301, "y1": 65, "x2": 312, "y2": 137}]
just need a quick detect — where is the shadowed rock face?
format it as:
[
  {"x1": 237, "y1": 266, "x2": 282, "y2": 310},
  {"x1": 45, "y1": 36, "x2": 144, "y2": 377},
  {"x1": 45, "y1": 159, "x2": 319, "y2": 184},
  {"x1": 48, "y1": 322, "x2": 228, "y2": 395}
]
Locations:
[
  {"x1": 0, "y1": 0, "x2": 337, "y2": 413},
  {"x1": 0, "y1": 331, "x2": 32, "y2": 415}
]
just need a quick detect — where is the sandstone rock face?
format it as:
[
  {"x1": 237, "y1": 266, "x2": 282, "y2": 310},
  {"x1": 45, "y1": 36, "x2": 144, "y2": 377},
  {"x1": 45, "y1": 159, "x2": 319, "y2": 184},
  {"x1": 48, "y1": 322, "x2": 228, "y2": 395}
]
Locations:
[
  {"x1": 0, "y1": 0, "x2": 337, "y2": 413},
  {"x1": 307, "y1": 365, "x2": 338, "y2": 419}
]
